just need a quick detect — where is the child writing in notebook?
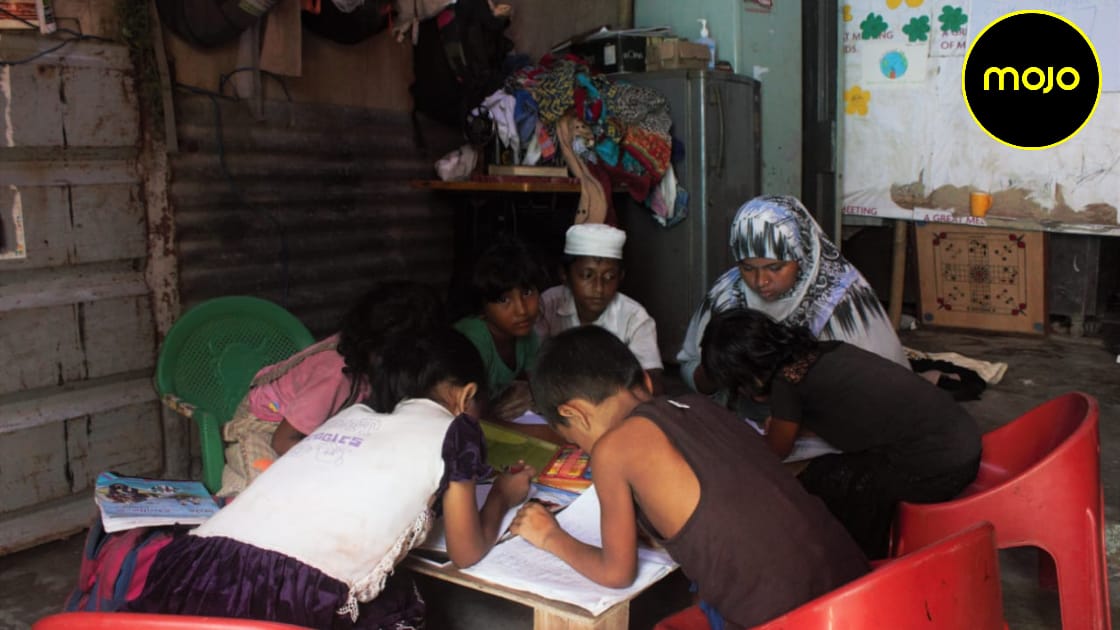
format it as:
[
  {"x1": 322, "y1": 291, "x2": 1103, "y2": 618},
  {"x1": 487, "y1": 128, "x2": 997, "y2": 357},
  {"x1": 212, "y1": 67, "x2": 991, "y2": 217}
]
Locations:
[
  {"x1": 125, "y1": 329, "x2": 534, "y2": 628},
  {"x1": 454, "y1": 237, "x2": 545, "y2": 422},
  {"x1": 535, "y1": 223, "x2": 664, "y2": 394},
  {"x1": 699, "y1": 308, "x2": 981, "y2": 559},
  {"x1": 510, "y1": 326, "x2": 868, "y2": 630},
  {"x1": 218, "y1": 282, "x2": 444, "y2": 496}
]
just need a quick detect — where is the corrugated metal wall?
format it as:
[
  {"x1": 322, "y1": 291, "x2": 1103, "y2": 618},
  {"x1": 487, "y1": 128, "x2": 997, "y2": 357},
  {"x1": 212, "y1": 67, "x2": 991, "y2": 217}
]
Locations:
[
  {"x1": 170, "y1": 95, "x2": 456, "y2": 336},
  {"x1": 0, "y1": 37, "x2": 161, "y2": 553}
]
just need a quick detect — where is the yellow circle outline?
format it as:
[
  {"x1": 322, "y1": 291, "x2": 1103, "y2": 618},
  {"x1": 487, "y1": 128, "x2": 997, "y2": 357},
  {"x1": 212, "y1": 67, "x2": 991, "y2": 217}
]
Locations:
[{"x1": 962, "y1": 9, "x2": 1101, "y2": 150}]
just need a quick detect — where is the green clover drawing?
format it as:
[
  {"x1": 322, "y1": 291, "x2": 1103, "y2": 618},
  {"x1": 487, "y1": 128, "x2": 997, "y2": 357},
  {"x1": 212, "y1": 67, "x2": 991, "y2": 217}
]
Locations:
[
  {"x1": 939, "y1": 5, "x2": 968, "y2": 32},
  {"x1": 902, "y1": 15, "x2": 931, "y2": 42},
  {"x1": 860, "y1": 12, "x2": 889, "y2": 39}
]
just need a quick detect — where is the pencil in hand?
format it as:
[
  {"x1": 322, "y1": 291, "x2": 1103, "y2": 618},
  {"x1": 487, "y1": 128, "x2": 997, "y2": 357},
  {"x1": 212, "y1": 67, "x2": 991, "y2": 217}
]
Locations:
[{"x1": 497, "y1": 498, "x2": 544, "y2": 544}]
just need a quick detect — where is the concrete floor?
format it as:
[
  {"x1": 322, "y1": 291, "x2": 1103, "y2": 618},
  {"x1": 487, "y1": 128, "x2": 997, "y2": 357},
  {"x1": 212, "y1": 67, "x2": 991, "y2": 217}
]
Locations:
[{"x1": 1, "y1": 328, "x2": 1118, "y2": 629}]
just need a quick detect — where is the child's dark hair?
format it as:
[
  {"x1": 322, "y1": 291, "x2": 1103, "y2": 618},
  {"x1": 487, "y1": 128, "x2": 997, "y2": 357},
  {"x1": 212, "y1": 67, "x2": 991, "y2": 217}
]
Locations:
[
  {"x1": 700, "y1": 308, "x2": 819, "y2": 395},
  {"x1": 531, "y1": 326, "x2": 645, "y2": 426},
  {"x1": 337, "y1": 281, "x2": 445, "y2": 406},
  {"x1": 470, "y1": 236, "x2": 546, "y2": 307},
  {"x1": 366, "y1": 328, "x2": 486, "y2": 413}
]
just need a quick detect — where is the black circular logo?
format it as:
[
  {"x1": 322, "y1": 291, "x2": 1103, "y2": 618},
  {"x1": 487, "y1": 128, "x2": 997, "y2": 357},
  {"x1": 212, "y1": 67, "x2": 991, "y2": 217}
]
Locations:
[{"x1": 963, "y1": 11, "x2": 1100, "y2": 150}]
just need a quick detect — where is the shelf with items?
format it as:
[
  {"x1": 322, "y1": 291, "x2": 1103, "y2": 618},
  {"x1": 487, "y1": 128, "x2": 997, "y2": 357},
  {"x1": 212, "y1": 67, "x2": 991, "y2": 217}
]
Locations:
[
  {"x1": 411, "y1": 176, "x2": 583, "y2": 194},
  {"x1": 411, "y1": 176, "x2": 628, "y2": 195}
]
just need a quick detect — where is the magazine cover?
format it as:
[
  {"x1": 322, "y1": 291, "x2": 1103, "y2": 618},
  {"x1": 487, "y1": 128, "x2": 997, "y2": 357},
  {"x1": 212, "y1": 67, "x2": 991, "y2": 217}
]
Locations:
[{"x1": 94, "y1": 472, "x2": 220, "y2": 533}]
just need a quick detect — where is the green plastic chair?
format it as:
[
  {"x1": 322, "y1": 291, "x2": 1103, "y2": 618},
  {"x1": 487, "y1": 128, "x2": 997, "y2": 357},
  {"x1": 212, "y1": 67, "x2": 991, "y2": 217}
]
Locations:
[{"x1": 156, "y1": 296, "x2": 315, "y2": 493}]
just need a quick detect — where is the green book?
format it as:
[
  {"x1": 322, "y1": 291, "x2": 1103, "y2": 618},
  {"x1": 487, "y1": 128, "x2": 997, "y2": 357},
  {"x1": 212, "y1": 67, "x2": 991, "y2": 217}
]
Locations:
[{"x1": 481, "y1": 421, "x2": 559, "y2": 474}]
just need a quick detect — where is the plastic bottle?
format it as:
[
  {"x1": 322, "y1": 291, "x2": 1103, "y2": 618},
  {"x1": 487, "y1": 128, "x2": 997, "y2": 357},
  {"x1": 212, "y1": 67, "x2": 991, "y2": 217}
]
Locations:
[{"x1": 696, "y1": 18, "x2": 716, "y2": 69}]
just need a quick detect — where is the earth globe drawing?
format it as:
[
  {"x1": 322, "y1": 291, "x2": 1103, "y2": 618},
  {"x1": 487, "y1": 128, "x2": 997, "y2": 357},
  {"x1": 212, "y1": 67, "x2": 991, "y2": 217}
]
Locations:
[{"x1": 879, "y1": 50, "x2": 909, "y2": 79}]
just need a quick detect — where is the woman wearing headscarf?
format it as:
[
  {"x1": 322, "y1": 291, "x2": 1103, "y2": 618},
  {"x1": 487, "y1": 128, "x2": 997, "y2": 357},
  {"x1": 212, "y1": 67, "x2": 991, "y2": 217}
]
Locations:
[{"x1": 678, "y1": 195, "x2": 908, "y2": 393}]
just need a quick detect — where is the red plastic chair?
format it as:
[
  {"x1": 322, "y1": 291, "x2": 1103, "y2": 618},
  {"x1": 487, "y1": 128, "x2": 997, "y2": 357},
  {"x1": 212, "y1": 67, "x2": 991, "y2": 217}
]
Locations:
[
  {"x1": 892, "y1": 391, "x2": 1110, "y2": 630},
  {"x1": 655, "y1": 606, "x2": 707, "y2": 630},
  {"x1": 654, "y1": 522, "x2": 1005, "y2": 630},
  {"x1": 33, "y1": 612, "x2": 312, "y2": 629}
]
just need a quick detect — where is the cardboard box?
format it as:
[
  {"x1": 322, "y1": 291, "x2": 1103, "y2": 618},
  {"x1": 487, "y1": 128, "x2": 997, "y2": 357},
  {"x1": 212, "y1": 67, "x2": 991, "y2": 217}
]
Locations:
[
  {"x1": 647, "y1": 39, "x2": 711, "y2": 70},
  {"x1": 570, "y1": 34, "x2": 656, "y2": 74}
]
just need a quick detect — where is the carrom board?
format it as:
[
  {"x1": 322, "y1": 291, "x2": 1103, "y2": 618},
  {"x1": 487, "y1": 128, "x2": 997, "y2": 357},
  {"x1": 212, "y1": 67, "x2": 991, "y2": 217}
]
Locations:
[{"x1": 915, "y1": 224, "x2": 1046, "y2": 335}]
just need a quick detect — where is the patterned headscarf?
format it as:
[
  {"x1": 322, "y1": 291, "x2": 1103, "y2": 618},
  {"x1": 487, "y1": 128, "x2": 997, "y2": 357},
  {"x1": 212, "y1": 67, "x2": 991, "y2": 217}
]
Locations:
[{"x1": 705, "y1": 195, "x2": 883, "y2": 337}]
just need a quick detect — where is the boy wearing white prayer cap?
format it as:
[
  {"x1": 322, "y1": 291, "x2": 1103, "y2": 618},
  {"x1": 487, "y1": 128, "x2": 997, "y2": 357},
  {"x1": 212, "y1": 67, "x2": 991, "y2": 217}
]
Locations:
[{"x1": 535, "y1": 224, "x2": 664, "y2": 394}]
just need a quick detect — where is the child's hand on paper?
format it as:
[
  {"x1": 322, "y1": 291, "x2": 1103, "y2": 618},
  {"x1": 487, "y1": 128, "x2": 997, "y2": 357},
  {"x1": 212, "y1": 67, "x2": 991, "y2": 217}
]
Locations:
[
  {"x1": 492, "y1": 460, "x2": 535, "y2": 508},
  {"x1": 509, "y1": 500, "x2": 560, "y2": 550}
]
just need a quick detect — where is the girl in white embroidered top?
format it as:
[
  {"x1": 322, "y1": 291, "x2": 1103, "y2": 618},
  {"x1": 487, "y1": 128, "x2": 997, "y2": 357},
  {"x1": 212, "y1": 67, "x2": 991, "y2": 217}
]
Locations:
[{"x1": 125, "y1": 329, "x2": 535, "y2": 628}]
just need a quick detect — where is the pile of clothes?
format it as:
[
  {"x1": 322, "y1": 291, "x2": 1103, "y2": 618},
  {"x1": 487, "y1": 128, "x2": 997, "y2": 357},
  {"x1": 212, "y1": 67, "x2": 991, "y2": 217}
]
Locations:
[{"x1": 479, "y1": 55, "x2": 688, "y2": 227}]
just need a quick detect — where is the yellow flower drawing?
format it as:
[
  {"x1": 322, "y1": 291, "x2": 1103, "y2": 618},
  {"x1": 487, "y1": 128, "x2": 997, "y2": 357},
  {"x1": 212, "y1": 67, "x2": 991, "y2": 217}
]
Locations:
[
  {"x1": 845, "y1": 85, "x2": 871, "y2": 116},
  {"x1": 843, "y1": 4, "x2": 853, "y2": 21},
  {"x1": 906, "y1": 0, "x2": 924, "y2": 6},
  {"x1": 886, "y1": 0, "x2": 902, "y2": 8}
]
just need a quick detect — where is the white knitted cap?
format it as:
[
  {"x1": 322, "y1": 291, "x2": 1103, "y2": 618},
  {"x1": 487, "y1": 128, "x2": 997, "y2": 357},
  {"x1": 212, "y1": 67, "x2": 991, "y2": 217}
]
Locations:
[{"x1": 564, "y1": 224, "x2": 627, "y2": 259}]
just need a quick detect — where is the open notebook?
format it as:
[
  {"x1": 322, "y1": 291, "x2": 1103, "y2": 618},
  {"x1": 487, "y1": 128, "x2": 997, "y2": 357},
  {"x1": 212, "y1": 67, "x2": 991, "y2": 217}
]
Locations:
[
  {"x1": 459, "y1": 486, "x2": 677, "y2": 616},
  {"x1": 416, "y1": 482, "x2": 580, "y2": 565}
]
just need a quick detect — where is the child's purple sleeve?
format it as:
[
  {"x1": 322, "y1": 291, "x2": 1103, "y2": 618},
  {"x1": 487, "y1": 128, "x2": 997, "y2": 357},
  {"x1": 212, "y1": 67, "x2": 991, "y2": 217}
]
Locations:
[{"x1": 431, "y1": 414, "x2": 493, "y2": 516}]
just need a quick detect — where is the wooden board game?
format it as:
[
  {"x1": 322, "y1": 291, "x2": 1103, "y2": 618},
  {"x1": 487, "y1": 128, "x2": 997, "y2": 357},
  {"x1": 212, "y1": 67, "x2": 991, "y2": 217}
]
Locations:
[{"x1": 915, "y1": 224, "x2": 1047, "y2": 335}]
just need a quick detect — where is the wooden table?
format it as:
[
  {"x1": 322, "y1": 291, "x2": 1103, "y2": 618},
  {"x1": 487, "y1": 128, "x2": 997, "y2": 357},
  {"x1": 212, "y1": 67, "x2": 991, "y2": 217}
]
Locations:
[
  {"x1": 403, "y1": 556, "x2": 644, "y2": 630},
  {"x1": 406, "y1": 420, "x2": 674, "y2": 630}
]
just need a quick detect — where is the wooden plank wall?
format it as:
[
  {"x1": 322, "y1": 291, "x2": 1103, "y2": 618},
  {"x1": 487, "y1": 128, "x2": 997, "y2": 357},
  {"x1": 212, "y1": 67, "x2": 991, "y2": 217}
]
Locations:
[
  {"x1": 0, "y1": 36, "x2": 160, "y2": 554},
  {"x1": 0, "y1": 0, "x2": 626, "y2": 555}
]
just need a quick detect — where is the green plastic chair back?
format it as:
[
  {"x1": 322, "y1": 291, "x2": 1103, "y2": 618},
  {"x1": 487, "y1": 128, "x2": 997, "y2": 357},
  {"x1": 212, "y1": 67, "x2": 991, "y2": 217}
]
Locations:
[{"x1": 156, "y1": 296, "x2": 315, "y2": 493}]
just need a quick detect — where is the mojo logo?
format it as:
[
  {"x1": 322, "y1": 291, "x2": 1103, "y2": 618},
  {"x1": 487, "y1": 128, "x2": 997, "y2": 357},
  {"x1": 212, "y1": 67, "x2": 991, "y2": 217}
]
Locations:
[
  {"x1": 963, "y1": 11, "x2": 1100, "y2": 149},
  {"x1": 984, "y1": 66, "x2": 1079, "y2": 93}
]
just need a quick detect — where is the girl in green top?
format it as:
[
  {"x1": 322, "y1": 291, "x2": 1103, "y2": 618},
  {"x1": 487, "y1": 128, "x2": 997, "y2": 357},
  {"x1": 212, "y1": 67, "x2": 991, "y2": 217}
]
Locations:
[{"x1": 453, "y1": 237, "x2": 544, "y2": 421}]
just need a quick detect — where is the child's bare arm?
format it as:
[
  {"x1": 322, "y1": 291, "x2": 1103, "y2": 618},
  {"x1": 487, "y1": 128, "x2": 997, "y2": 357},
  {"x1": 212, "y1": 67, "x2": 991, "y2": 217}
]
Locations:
[
  {"x1": 690, "y1": 364, "x2": 719, "y2": 394},
  {"x1": 270, "y1": 420, "x2": 305, "y2": 456},
  {"x1": 765, "y1": 417, "x2": 799, "y2": 459},
  {"x1": 510, "y1": 437, "x2": 638, "y2": 588},
  {"x1": 444, "y1": 466, "x2": 534, "y2": 567}
]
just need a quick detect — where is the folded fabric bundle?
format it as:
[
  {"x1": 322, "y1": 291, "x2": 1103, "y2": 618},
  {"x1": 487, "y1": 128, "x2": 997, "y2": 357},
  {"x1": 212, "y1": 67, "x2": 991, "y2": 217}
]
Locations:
[
  {"x1": 504, "y1": 55, "x2": 674, "y2": 205},
  {"x1": 905, "y1": 347, "x2": 1009, "y2": 385}
]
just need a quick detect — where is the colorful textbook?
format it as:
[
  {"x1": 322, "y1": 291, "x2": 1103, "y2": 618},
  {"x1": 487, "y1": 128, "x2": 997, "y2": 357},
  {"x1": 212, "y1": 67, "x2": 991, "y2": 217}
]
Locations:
[
  {"x1": 94, "y1": 472, "x2": 221, "y2": 533},
  {"x1": 537, "y1": 443, "x2": 592, "y2": 492}
]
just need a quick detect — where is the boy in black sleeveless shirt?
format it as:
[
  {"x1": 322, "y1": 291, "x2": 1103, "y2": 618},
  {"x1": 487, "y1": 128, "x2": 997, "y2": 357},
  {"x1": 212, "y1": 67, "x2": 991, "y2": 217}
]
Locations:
[{"x1": 509, "y1": 327, "x2": 867, "y2": 629}]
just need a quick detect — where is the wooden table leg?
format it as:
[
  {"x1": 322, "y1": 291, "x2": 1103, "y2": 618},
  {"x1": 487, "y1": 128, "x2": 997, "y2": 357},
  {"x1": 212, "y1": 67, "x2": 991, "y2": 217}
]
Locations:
[
  {"x1": 533, "y1": 602, "x2": 629, "y2": 630},
  {"x1": 888, "y1": 219, "x2": 908, "y2": 331}
]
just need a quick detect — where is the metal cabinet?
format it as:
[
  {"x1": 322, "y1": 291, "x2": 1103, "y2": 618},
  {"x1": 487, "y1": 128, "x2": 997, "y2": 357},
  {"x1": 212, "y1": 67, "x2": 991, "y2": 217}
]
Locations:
[{"x1": 615, "y1": 70, "x2": 762, "y2": 362}]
